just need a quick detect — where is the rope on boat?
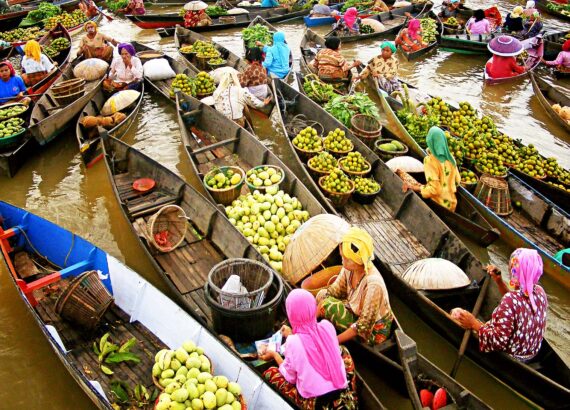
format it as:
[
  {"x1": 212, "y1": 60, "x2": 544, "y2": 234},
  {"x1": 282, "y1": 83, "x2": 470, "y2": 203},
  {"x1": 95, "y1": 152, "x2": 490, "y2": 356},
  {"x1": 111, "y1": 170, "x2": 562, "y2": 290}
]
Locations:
[
  {"x1": 18, "y1": 228, "x2": 75, "y2": 270},
  {"x1": 284, "y1": 114, "x2": 325, "y2": 138}
]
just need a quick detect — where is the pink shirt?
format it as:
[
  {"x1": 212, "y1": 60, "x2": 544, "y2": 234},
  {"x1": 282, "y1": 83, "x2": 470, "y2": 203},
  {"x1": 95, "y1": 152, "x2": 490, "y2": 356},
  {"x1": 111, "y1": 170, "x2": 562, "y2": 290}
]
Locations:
[
  {"x1": 545, "y1": 51, "x2": 570, "y2": 68},
  {"x1": 279, "y1": 321, "x2": 348, "y2": 399},
  {"x1": 467, "y1": 18, "x2": 491, "y2": 35}
]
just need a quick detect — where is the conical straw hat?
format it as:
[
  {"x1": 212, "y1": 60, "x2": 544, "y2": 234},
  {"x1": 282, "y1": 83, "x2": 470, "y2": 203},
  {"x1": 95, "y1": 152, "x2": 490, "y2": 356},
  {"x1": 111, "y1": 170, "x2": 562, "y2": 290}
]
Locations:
[
  {"x1": 282, "y1": 214, "x2": 350, "y2": 285},
  {"x1": 401, "y1": 258, "x2": 470, "y2": 290}
]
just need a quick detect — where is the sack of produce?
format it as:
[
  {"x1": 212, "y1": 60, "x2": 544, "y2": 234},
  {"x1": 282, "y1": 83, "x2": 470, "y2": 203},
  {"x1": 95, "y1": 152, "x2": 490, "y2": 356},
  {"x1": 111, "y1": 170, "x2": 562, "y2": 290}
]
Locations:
[
  {"x1": 143, "y1": 58, "x2": 176, "y2": 81},
  {"x1": 385, "y1": 156, "x2": 424, "y2": 173},
  {"x1": 73, "y1": 58, "x2": 109, "y2": 81},
  {"x1": 101, "y1": 90, "x2": 140, "y2": 116},
  {"x1": 361, "y1": 18, "x2": 386, "y2": 33},
  {"x1": 227, "y1": 7, "x2": 249, "y2": 14},
  {"x1": 209, "y1": 66, "x2": 239, "y2": 84}
]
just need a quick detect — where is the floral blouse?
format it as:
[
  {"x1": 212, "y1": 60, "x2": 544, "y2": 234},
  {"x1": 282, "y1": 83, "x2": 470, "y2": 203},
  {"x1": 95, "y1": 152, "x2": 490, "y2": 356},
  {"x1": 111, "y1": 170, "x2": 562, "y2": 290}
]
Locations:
[
  {"x1": 239, "y1": 62, "x2": 268, "y2": 88},
  {"x1": 360, "y1": 55, "x2": 399, "y2": 80}
]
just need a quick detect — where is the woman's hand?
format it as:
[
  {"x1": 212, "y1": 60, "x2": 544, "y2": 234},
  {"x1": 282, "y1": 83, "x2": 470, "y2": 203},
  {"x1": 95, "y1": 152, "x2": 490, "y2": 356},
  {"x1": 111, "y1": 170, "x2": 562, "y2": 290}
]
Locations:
[
  {"x1": 485, "y1": 264, "x2": 502, "y2": 281},
  {"x1": 263, "y1": 96, "x2": 271, "y2": 105},
  {"x1": 255, "y1": 41, "x2": 263, "y2": 47},
  {"x1": 280, "y1": 325, "x2": 292, "y2": 338},
  {"x1": 259, "y1": 351, "x2": 277, "y2": 361},
  {"x1": 455, "y1": 310, "x2": 482, "y2": 331}
]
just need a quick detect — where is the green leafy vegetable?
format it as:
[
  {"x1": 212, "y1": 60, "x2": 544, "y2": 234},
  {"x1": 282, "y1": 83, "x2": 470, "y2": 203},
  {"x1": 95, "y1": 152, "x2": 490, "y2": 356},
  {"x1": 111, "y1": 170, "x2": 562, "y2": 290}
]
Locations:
[
  {"x1": 324, "y1": 93, "x2": 380, "y2": 127},
  {"x1": 241, "y1": 24, "x2": 273, "y2": 48}
]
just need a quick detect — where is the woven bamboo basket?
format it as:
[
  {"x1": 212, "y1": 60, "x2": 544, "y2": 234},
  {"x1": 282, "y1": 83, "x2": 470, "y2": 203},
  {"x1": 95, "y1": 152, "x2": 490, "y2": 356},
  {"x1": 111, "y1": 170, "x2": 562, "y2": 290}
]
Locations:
[
  {"x1": 301, "y1": 265, "x2": 342, "y2": 296},
  {"x1": 338, "y1": 156, "x2": 372, "y2": 177},
  {"x1": 350, "y1": 114, "x2": 382, "y2": 149},
  {"x1": 204, "y1": 166, "x2": 245, "y2": 205},
  {"x1": 474, "y1": 174, "x2": 513, "y2": 216},
  {"x1": 318, "y1": 176, "x2": 355, "y2": 209},
  {"x1": 245, "y1": 165, "x2": 284, "y2": 192},
  {"x1": 374, "y1": 138, "x2": 408, "y2": 161},
  {"x1": 293, "y1": 142, "x2": 324, "y2": 162},
  {"x1": 326, "y1": 140, "x2": 354, "y2": 158},
  {"x1": 459, "y1": 167, "x2": 478, "y2": 192},
  {"x1": 353, "y1": 181, "x2": 382, "y2": 205},
  {"x1": 207, "y1": 59, "x2": 227, "y2": 70},
  {"x1": 55, "y1": 270, "x2": 114, "y2": 329},
  {"x1": 147, "y1": 205, "x2": 188, "y2": 252},
  {"x1": 196, "y1": 51, "x2": 220, "y2": 70},
  {"x1": 307, "y1": 156, "x2": 336, "y2": 179}
]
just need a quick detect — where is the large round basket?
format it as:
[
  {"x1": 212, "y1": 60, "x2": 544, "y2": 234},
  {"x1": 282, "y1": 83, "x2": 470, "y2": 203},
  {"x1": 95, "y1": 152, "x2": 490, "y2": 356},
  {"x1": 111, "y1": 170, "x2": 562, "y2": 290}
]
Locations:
[
  {"x1": 293, "y1": 143, "x2": 323, "y2": 162},
  {"x1": 338, "y1": 156, "x2": 372, "y2": 177},
  {"x1": 196, "y1": 51, "x2": 220, "y2": 70},
  {"x1": 474, "y1": 173, "x2": 513, "y2": 216},
  {"x1": 55, "y1": 270, "x2": 114, "y2": 329},
  {"x1": 318, "y1": 176, "x2": 355, "y2": 209},
  {"x1": 207, "y1": 59, "x2": 227, "y2": 70},
  {"x1": 147, "y1": 205, "x2": 188, "y2": 252},
  {"x1": 301, "y1": 265, "x2": 342, "y2": 296},
  {"x1": 459, "y1": 167, "x2": 478, "y2": 192},
  {"x1": 326, "y1": 140, "x2": 354, "y2": 158},
  {"x1": 204, "y1": 166, "x2": 245, "y2": 205},
  {"x1": 0, "y1": 102, "x2": 29, "y2": 121},
  {"x1": 374, "y1": 138, "x2": 408, "y2": 161},
  {"x1": 307, "y1": 156, "x2": 336, "y2": 179},
  {"x1": 245, "y1": 165, "x2": 285, "y2": 192},
  {"x1": 353, "y1": 181, "x2": 382, "y2": 205},
  {"x1": 350, "y1": 114, "x2": 382, "y2": 149}
]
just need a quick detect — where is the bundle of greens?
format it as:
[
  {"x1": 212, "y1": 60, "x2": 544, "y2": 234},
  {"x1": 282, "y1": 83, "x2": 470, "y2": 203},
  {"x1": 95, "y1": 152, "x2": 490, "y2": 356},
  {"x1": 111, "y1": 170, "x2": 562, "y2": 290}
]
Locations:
[
  {"x1": 420, "y1": 17, "x2": 438, "y2": 44},
  {"x1": 303, "y1": 74, "x2": 337, "y2": 104},
  {"x1": 19, "y1": 2, "x2": 60, "y2": 26},
  {"x1": 107, "y1": 0, "x2": 128, "y2": 12},
  {"x1": 341, "y1": 0, "x2": 372, "y2": 12},
  {"x1": 324, "y1": 93, "x2": 380, "y2": 127},
  {"x1": 241, "y1": 24, "x2": 273, "y2": 48},
  {"x1": 205, "y1": 5, "x2": 228, "y2": 16}
]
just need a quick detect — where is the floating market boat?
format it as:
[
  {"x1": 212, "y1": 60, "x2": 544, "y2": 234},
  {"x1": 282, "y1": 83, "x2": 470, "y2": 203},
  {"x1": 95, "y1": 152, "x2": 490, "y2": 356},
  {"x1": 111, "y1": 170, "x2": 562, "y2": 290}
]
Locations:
[
  {"x1": 536, "y1": 0, "x2": 570, "y2": 22},
  {"x1": 101, "y1": 132, "x2": 489, "y2": 410},
  {"x1": 0, "y1": 8, "x2": 30, "y2": 30},
  {"x1": 76, "y1": 83, "x2": 144, "y2": 168},
  {"x1": 303, "y1": 2, "x2": 347, "y2": 27},
  {"x1": 509, "y1": 167, "x2": 570, "y2": 214},
  {"x1": 273, "y1": 78, "x2": 570, "y2": 408},
  {"x1": 483, "y1": 37, "x2": 544, "y2": 85},
  {"x1": 0, "y1": 200, "x2": 292, "y2": 410},
  {"x1": 543, "y1": 29, "x2": 570, "y2": 78},
  {"x1": 396, "y1": 11, "x2": 442, "y2": 61},
  {"x1": 324, "y1": 2, "x2": 433, "y2": 43},
  {"x1": 530, "y1": 72, "x2": 570, "y2": 136}
]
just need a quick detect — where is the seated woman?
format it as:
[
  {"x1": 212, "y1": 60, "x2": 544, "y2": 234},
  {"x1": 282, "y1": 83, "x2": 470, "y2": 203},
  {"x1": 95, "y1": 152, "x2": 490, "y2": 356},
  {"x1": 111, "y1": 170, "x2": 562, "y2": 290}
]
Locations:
[
  {"x1": 334, "y1": 7, "x2": 360, "y2": 34},
  {"x1": 213, "y1": 71, "x2": 270, "y2": 127},
  {"x1": 542, "y1": 39, "x2": 570, "y2": 70},
  {"x1": 310, "y1": 0, "x2": 332, "y2": 17},
  {"x1": 0, "y1": 61, "x2": 29, "y2": 105},
  {"x1": 402, "y1": 126, "x2": 461, "y2": 211},
  {"x1": 522, "y1": 12, "x2": 543, "y2": 39},
  {"x1": 103, "y1": 43, "x2": 143, "y2": 93},
  {"x1": 359, "y1": 41, "x2": 400, "y2": 94},
  {"x1": 21, "y1": 40, "x2": 55, "y2": 86},
  {"x1": 78, "y1": 21, "x2": 118, "y2": 63},
  {"x1": 310, "y1": 37, "x2": 360, "y2": 80},
  {"x1": 455, "y1": 249, "x2": 548, "y2": 362},
  {"x1": 371, "y1": 0, "x2": 390, "y2": 13},
  {"x1": 117, "y1": 0, "x2": 146, "y2": 15},
  {"x1": 466, "y1": 9, "x2": 491, "y2": 35},
  {"x1": 257, "y1": 32, "x2": 291, "y2": 79},
  {"x1": 184, "y1": 9, "x2": 212, "y2": 28},
  {"x1": 239, "y1": 48, "x2": 270, "y2": 99},
  {"x1": 486, "y1": 36, "x2": 526, "y2": 79},
  {"x1": 439, "y1": 0, "x2": 460, "y2": 18},
  {"x1": 396, "y1": 19, "x2": 426, "y2": 52},
  {"x1": 262, "y1": 289, "x2": 356, "y2": 409},
  {"x1": 503, "y1": 6, "x2": 524, "y2": 34},
  {"x1": 78, "y1": 0, "x2": 99, "y2": 18},
  {"x1": 316, "y1": 227, "x2": 394, "y2": 346}
]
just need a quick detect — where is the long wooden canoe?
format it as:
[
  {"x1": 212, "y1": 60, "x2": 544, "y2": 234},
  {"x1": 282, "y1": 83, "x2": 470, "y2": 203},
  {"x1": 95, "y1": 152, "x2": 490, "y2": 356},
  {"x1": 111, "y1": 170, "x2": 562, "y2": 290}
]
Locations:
[
  {"x1": 377, "y1": 85, "x2": 570, "y2": 289},
  {"x1": 0, "y1": 200, "x2": 292, "y2": 410},
  {"x1": 536, "y1": 0, "x2": 570, "y2": 22},
  {"x1": 530, "y1": 72, "x2": 570, "y2": 136},
  {"x1": 274, "y1": 78, "x2": 570, "y2": 408},
  {"x1": 76, "y1": 83, "x2": 144, "y2": 168},
  {"x1": 509, "y1": 167, "x2": 570, "y2": 214},
  {"x1": 483, "y1": 37, "x2": 544, "y2": 85},
  {"x1": 397, "y1": 10, "x2": 442, "y2": 61}
]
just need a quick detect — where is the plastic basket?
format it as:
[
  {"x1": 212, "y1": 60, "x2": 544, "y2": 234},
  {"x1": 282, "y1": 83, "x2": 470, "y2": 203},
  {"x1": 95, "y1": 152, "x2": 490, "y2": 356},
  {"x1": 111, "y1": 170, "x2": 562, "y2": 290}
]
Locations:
[
  {"x1": 301, "y1": 265, "x2": 341, "y2": 296},
  {"x1": 318, "y1": 176, "x2": 355, "y2": 209},
  {"x1": 351, "y1": 114, "x2": 382, "y2": 149},
  {"x1": 147, "y1": 205, "x2": 188, "y2": 252},
  {"x1": 0, "y1": 127, "x2": 26, "y2": 150},
  {"x1": 204, "y1": 166, "x2": 245, "y2": 205},
  {"x1": 474, "y1": 174, "x2": 513, "y2": 216}
]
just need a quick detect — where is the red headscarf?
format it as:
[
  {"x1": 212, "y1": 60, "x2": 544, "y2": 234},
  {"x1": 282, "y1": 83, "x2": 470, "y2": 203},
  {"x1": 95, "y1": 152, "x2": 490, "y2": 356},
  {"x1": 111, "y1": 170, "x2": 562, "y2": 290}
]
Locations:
[
  {"x1": 563, "y1": 40, "x2": 570, "y2": 52},
  {"x1": 0, "y1": 61, "x2": 16, "y2": 77}
]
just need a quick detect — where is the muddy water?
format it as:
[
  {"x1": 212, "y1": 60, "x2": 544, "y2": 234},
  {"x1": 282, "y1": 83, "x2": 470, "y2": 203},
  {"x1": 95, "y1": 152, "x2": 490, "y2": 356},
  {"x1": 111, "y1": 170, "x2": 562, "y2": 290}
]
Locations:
[{"x1": 0, "y1": 1, "x2": 568, "y2": 408}]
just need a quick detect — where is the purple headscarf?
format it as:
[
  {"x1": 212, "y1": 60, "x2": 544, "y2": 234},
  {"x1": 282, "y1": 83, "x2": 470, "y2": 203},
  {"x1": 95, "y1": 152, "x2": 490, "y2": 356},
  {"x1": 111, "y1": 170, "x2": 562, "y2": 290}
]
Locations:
[
  {"x1": 509, "y1": 248, "x2": 543, "y2": 312},
  {"x1": 118, "y1": 43, "x2": 136, "y2": 57}
]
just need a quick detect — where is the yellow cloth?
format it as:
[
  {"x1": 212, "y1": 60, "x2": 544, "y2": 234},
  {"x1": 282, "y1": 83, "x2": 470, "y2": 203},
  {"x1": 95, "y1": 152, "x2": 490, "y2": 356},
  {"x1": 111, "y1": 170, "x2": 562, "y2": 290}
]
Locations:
[
  {"x1": 84, "y1": 21, "x2": 98, "y2": 31},
  {"x1": 420, "y1": 154, "x2": 461, "y2": 211},
  {"x1": 24, "y1": 40, "x2": 41, "y2": 63},
  {"x1": 341, "y1": 227, "x2": 374, "y2": 274}
]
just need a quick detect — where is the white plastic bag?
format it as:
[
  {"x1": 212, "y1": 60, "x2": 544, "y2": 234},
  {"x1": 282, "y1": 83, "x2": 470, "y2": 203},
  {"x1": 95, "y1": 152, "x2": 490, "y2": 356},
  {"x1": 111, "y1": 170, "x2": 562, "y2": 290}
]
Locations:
[
  {"x1": 361, "y1": 18, "x2": 386, "y2": 33},
  {"x1": 227, "y1": 7, "x2": 249, "y2": 14},
  {"x1": 143, "y1": 58, "x2": 176, "y2": 81},
  {"x1": 219, "y1": 274, "x2": 251, "y2": 309}
]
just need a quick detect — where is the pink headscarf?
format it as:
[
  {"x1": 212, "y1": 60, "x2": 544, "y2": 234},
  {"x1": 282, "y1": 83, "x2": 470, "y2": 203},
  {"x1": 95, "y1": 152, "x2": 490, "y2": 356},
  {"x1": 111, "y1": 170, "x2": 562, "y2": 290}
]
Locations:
[
  {"x1": 509, "y1": 248, "x2": 543, "y2": 312},
  {"x1": 285, "y1": 289, "x2": 347, "y2": 388},
  {"x1": 343, "y1": 7, "x2": 358, "y2": 29},
  {"x1": 408, "y1": 19, "x2": 421, "y2": 39}
]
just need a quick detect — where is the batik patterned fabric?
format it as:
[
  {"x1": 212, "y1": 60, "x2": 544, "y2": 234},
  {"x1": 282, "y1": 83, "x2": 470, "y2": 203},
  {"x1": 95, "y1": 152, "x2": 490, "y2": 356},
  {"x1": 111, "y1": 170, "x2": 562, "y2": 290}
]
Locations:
[
  {"x1": 420, "y1": 154, "x2": 461, "y2": 211},
  {"x1": 478, "y1": 286, "x2": 548, "y2": 361}
]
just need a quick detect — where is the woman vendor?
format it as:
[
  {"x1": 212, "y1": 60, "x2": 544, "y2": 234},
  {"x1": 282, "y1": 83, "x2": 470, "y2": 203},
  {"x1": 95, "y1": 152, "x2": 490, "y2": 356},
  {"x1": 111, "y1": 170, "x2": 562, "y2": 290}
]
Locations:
[
  {"x1": 486, "y1": 35, "x2": 526, "y2": 79},
  {"x1": 396, "y1": 19, "x2": 426, "y2": 52},
  {"x1": 454, "y1": 249, "x2": 548, "y2": 362},
  {"x1": 78, "y1": 0, "x2": 99, "y2": 18},
  {"x1": 523, "y1": 0, "x2": 538, "y2": 17},
  {"x1": 213, "y1": 71, "x2": 270, "y2": 127},
  {"x1": 103, "y1": 43, "x2": 143, "y2": 93},
  {"x1": 466, "y1": 9, "x2": 491, "y2": 35},
  {"x1": 402, "y1": 126, "x2": 461, "y2": 211},
  {"x1": 261, "y1": 289, "x2": 357, "y2": 409},
  {"x1": 21, "y1": 40, "x2": 55, "y2": 86},
  {"x1": 0, "y1": 61, "x2": 29, "y2": 105},
  {"x1": 256, "y1": 32, "x2": 291, "y2": 79},
  {"x1": 184, "y1": 8, "x2": 212, "y2": 28},
  {"x1": 358, "y1": 41, "x2": 400, "y2": 94},
  {"x1": 117, "y1": 0, "x2": 146, "y2": 15},
  {"x1": 310, "y1": 37, "x2": 361, "y2": 80},
  {"x1": 522, "y1": 12, "x2": 543, "y2": 39},
  {"x1": 503, "y1": 6, "x2": 524, "y2": 34},
  {"x1": 240, "y1": 48, "x2": 270, "y2": 99},
  {"x1": 334, "y1": 7, "x2": 360, "y2": 34},
  {"x1": 310, "y1": 0, "x2": 332, "y2": 17},
  {"x1": 78, "y1": 21, "x2": 118, "y2": 63},
  {"x1": 542, "y1": 40, "x2": 570, "y2": 70},
  {"x1": 316, "y1": 227, "x2": 394, "y2": 346}
]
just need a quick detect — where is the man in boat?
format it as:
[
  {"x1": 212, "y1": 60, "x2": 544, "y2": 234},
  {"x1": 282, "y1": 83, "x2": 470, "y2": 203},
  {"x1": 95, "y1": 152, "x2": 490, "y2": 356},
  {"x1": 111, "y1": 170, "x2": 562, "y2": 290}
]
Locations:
[
  {"x1": 310, "y1": 37, "x2": 361, "y2": 80},
  {"x1": 485, "y1": 35, "x2": 526, "y2": 79},
  {"x1": 78, "y1": 21, "x2": 118, "y2": 63},
  {"x1": 395, "y1": 19, "x2": 427, "y2": 52},
  {"x1": 260, "y1": 289, "x2": 357, "y2": 408},
  {"x1": 542, "y1": 39, "x2": 570, "y2": 71},
  {"x1": 454, "y1": 249, "x2": 548, "y2": 362},
  {"x1": 78, "y1": 0, "x2": 99, "y2": 18},
  {"x1": 358, "y1": 41, "x2": 400, "y2": 94},
  {"x1": 117, "y1": 0, "x2": 146, "y2": 15},
  {"x1": 21, "y1": 40, "x2": 55, "y2": 87},
  {"x1": 316, "y1": 227, "x2": 394, "y2": 346},
  {"x1": 402, "y1": 127, "x2": 461, "y2": 211},
  {"x1": 0, "y1": 60, "x2": 30, "y2": 106}
]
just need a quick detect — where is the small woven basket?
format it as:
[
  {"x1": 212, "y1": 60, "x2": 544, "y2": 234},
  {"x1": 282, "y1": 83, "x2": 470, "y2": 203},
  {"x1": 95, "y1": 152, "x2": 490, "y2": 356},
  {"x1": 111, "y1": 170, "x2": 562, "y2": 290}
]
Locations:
[
  {"x1": 459, "y1": 167, "x2": 479, "y2": 192},
  {"x1": 55, "y1": 270, "x2": 114, "y2": 329},
  {"x1": 338, "y1": 156, "x2": 372, "y2": 177},
  {"x1": 326, "y1": 141, "x2": 354, "y2": 158},
  {"x1": 293, "y1": 143, "x2": 323, "y2": 162},
  {"x1": 318, "y1": 176, "x2": 355, "y2": 209},
  {"x1": 474, "y1": 174, "x2": 513, "y2": 216},
  {"x1": 351, "y1": 114, "x2": 382, "y2": 149},
  {"x1": 204, "y1": 166, "x2": 245, "y2": 205},
  {"x1": 147, "y1": 205, "x2": 188, "y2": 252},
  {"x1": 353, "y1": 182, "x2": 382, "y2": 205},
  {"x1": 374, "y1": 138, "x2": 408, "y2": 161},
  {"x1": 307, "y1": 157, "x2": 336, "y2": 179},
  {"x1": 301, "y1": 265, "x2": 341, "y2": 296}
]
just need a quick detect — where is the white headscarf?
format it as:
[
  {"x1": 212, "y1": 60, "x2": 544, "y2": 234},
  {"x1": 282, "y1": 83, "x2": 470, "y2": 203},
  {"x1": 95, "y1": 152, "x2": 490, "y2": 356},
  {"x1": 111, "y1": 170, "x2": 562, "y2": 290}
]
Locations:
[
  {"x1": 213, "y1": 70, "x2": 243, "y2": 106},
  {"x1": 525, "y1": 0, "x2": 535, "y2": 8}
]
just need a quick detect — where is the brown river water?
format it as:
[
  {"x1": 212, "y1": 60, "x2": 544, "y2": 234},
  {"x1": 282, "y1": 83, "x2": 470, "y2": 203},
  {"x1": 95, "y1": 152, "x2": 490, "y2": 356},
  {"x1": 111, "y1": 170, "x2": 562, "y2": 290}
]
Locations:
[{"x1": 0, "y1": 1, "x2": 568, "y2": 408}]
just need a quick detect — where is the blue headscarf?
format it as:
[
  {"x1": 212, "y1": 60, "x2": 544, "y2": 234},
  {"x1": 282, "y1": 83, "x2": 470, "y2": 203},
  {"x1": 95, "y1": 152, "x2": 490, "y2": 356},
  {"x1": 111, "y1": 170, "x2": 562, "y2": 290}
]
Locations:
[{"x1": 262, "y1": 32, "x2": 290, "y2": 79}]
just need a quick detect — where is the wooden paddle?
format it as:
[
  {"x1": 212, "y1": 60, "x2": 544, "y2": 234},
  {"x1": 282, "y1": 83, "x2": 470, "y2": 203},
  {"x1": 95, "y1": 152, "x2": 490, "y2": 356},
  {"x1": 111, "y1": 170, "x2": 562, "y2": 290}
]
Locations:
[
  {"x1": 98, "y1": 7, "x2": 114, "y2": 21},
  {"x1": 449, "y1": 274, "x2": 491, "y2": 378}
]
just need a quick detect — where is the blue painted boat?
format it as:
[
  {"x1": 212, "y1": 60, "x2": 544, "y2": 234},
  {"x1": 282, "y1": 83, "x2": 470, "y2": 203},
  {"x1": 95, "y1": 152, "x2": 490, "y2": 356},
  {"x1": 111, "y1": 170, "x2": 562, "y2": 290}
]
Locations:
[{"x1": 0, "y1": 201, "x2": 293, "y2": 410}]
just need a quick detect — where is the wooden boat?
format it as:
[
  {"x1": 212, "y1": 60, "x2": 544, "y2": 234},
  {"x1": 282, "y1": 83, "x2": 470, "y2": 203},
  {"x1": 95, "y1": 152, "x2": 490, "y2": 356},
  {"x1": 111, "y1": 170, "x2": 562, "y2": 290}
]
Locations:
[
  {"x1": 530, "y1": 72, "x2": 570, "y2": 136},
  {"x1": 303, "y1": 3, "x2": 345, "y2": 27},
  {"x1": 377, "y1": 87, "x2": 570, "y2": 289},
  {"x1": 273, "y1": 78, "x2": 570, "y2": 408},
  {"x1": 484, "y1": 36, "x2": 544, "y2": 84},
  {"x1": 324, "y1": 3, "x2": 433, "y2": 43},
  {"x1": 543, "y1": 29, "x2": 570, "y2": 78},
  {"x1": 0, "y1": 9, "x2": 30, "y2": 30},
  {"x1": 536, "y1": 0, "x2": 570, "y2": 22},
  {"x1": 126, "y1": 7, "x2": 309, "y2": 32},
  {"x1": 101, "y1": 131, "x2": 488, "y2": 410},
  {"x1": 76, "y1": 83, "x2": 144, "y2": 168},
  {"x1": 0, "y1": 200, "x2": 292, "y2": 410},
  {"x1": 29, "y1": 59, "x2": 104, "y2": 146},
  {"x1": 509, "y1": 167, "x2": 570, "y2": 214},
  {"x1": 397, "y1": 10, "x2": 442, "y2": 61}
]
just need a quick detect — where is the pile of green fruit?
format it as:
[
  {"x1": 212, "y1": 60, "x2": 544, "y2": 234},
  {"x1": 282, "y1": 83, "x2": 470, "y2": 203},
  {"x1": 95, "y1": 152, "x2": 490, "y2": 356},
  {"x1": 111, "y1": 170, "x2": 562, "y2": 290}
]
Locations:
[
  {"x1": 303, "y1": 75, "x2": 336, "y2": 104},
  {"x1": 339, "y1": 151, "x2": 369, "y2": 173},
  {"x1": 205, "y1": 5, "x2": 228, "y2": 16},
  {"x1": 293, "y1": 127, "x2": 323, "y2": 152},
  {"x1": 0, "y1": 117, "x2": 25, "y2": 139},
  {"x1": 460, "y1": 169, "x2": 477, "y2": 185},
  {"x1": 192, "y1": 72, "x2": 215, "y2": 96},
  {"x1": 0, "y1": 104, "x2": 26, "y2": 120},
  {"x1": 360, "y1": 24, "x2": 374, "y2": 34},
  {"x1": 377, "y1": 139, "x2": 406, "y2": 153},
  {"x1": 475, "y1": 152, "x2": 507, "y2": 177},
  {"x1": 180, "y1": 45, "x2": 195, "y2": 53},
  {"x1": 208, "y1": 57, "x2": 226, "y2": 66},
  {"x1": 420, "y1": 17, "x2": 438, "y2": 44},
  {"x1": 43, "y1": 37, "x2": 70, "y2": 58},
  {"x1": 354, "y1": 177, "x2": 380, "y2": 194},
  {"x1": 513, "y1": 145, "x2": 547, "y2": 178},
  {"x1": 170, "y1": 73, "x2": 195, "y2": 96},
  {"x1": 246, "y1": 166, "x2": 283, "y2": 188},
  {"x1": 443, "y1": 131, "x2": 464, "y2": 167},
  {"x1": 241, "y1": 24, "x2": 273, "y2": 48},
  {"x1": 308, "y1": 151, "x2": 338, "y2": 173},
  {"x1": 44, "y1": 9, "x2": 87, "y2": 30},
  {"x1": 546, "y1": 1, "x2": 570, "y2": 16},
  {"x1": 225, "y1": 186, "x2": 310, "y2": 272},
  {"x1": 0, "y1": 27, "x2": 45, "y2": 43},
  {"x1": 205, "y1": 167, "x2": 243, "y2": 190},
  {"x1": 194, "y1": 41, "x2": 220, "y2": 59},
  {"x1": 325, "y1": 93, "x2": 380, "y2": 128},
  {"x1": 323, "y1": 128, "x2": 353, "y2": 153},
  {"x1": 445, "y1": 17, "x2": 459, "y2": 26},
  {"x1": 320, "y1": 168, "x2": 353, "y2": 193},
  {"x1": 43, "y1": 46, "x2": 59, "y2": 58}
]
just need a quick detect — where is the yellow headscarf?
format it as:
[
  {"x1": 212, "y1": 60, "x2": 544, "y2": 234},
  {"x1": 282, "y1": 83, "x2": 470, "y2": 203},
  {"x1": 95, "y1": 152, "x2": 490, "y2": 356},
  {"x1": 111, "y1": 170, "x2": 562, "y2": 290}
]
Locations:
[
  {"x1": 24, "y1": 40, "x2": 41, "y2": 63},
  {"x1": 341, "y1": 227, "x2": 374, "y2": 274},
  {"x1": 84, "y1": 21, "x2": 98, "y2": 32},
  {"x1": 318, "y1": 0, "x2": 329, "y2": 4}
]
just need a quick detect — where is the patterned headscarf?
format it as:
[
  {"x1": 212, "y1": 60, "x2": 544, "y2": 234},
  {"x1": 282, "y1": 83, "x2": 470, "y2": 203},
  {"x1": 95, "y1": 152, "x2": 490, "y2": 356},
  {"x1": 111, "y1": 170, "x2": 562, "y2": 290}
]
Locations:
[
  {"x1": 118, "y1": 43, "x2": 136, "y2": 56},
  {"x1": 341, "y1": 226, "x2": 374, "y2": 274},
  {"x1": 24, "y1": 40, "x2": 41, "y2": 62},
  {"x1": 0, "y1": 60, "x2": 16, "y2": 77},
  {"x1": 213, "y1": 70, "x2": 243, "y2": 106},
  {"x1": 408, "y1": 19, "x2": 421, "y2": 39},
  {"x1": 84, "y1": 21, "x2": 97, "y2": 32},
  {"x1": 380, "y1": 41, "x2": 396, "y2": 53},
  {"x1": 509, "y1": 248, "x2": 543, "y2": 312},
  {"x1": 426, "y1": 126, "x2": 456, "y2": 166}
]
